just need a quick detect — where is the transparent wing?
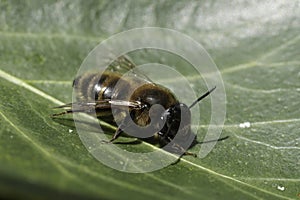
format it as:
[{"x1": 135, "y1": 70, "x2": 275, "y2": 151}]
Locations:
[
  {"x1": 52, "y1": 99, "x2": 141, "y2": 117},
  {"x1": 108, "y1": 55, "x2": 153, "y2": 83}
]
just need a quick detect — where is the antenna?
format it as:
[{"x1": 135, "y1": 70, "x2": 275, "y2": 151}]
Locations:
[{"x1": 189, "y1": 86, "x2": 216, "y2": 109}]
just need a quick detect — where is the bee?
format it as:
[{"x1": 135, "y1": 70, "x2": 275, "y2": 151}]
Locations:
[{"x1": 53, "y1": 56, "x2": 227, "y2": 156}]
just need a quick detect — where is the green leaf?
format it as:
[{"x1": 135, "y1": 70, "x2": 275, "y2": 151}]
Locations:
[{"x1": 0, "y1": 0, "x2": 299, "y2": 199}]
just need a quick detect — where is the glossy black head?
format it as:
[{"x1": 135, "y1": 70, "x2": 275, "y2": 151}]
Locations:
[
  {"x1": 157, "y1": 86, "x2": 218, "y2": 150},
  {"x1": 158, "y1": 103, "x2": 195, "y2": 147}
]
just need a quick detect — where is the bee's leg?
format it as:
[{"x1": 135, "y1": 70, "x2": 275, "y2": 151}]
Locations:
[
  {"x1": 101, "y1": 123, "x2": 126, "y2": 144},
  {"x1": 51, "y1": 109, "x2": 73, "y2": 117},
  {"x1": 109, "y1": 126, "x2": 124, "y2": 142},
  {"x1": 167, "y1": 137, "x2": 197, "y2": 157},
  {"x1": 171, "y1": 143, "x2": 197, "y2": 165},
  {"x1": 171, "y1": 152, "x2": 197, "y2": 165},
  {"x1": 101, "y1": 113, "x2": 135, "y2": 144},
  {"x1": 174, "y1": 144, "x2": 197, "y2": 157},
  {"x1": 183, "y1": 151, "x2": 197, "y2": 157}
]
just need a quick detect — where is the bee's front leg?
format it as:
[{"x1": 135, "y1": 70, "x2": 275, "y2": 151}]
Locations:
[
  {"x1": 101, "y1": 126, "x2": 124, "y2": 144},
  {"x1": 109, "y1": 126, "x2": 124, "y2": 142},
  {"x1": 101, "y1": 113, "x2": 136, "y2": 144}
]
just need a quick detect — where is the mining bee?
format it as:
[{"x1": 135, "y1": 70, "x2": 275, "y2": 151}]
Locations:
[{"x1": 53, "y1": 56, "x2": 227, "y2": 157}]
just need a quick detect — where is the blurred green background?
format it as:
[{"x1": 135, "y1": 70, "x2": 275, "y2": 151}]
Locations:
[{"x1": 0, "y1": 0, "x2": 299, "y2": 199}]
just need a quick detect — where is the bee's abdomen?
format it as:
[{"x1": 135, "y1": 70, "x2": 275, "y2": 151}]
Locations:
[
  {"x1": 94, "y1": 73, "x2": 122, "y2": 100},
  {"x1": 73, "y1": 72, "x2": 122, "y2": 101}
]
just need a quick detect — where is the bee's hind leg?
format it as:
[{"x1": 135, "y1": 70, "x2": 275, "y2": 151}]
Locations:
[
  {"x1": 171, "y1": 143, "x2": 197, "y2": 165},
  {"x1": 183, "y1": 151, "x2": 197, "y2": 157},
  {"x1": 171, "y1": 151, "x2": 197, "y2": 165},
  {"x1": 51, "y1": 110, "x2": 73, "y2": 117},
  {"x1": 169, "y1": 139, "x2": 197, "y2": 157}
]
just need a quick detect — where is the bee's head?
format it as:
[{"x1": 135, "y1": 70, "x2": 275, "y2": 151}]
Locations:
[
  {"x1": 165, "y1": 103, "x2": 191, "y2": 125},
  {"x1": 160, "y1": 103, "x2": 192, "y2": 139}
]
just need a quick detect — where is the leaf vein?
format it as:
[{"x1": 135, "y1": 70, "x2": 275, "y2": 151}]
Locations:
[
  {"x1": 233, "y1": 134, "x2": 300, "y2": 150},
  {"x1": 259, "y1": 35, "x2": 300, "y2": 61}
]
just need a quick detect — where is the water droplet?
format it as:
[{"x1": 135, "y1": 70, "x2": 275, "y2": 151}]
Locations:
[
  {"x1": 10, "y1": 135, "x2": 14, "y2": 139},
  {"x1": 239, "y1": 122, "x2": 251, "y2": 128},
  {"x1": 277, "y1": 185, "x2": 285, "y2": 191}
]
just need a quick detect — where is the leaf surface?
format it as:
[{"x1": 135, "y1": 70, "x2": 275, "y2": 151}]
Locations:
[{"x1": 0, "y1": 1, "x2": 299, "y2": 199}]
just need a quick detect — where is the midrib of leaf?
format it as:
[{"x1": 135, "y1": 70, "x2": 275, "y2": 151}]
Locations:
[
  {"x1": 0, "y1": 69, "x2": 63, "y2": 105},
  {"x1": 0, "y1": 68, "x2": 294, "y2": 200}
]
